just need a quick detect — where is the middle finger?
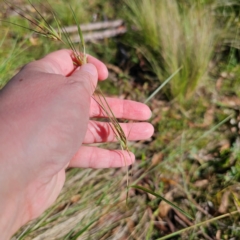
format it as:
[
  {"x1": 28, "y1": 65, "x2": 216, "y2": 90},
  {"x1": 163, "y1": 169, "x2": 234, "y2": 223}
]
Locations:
[
  {"x1": 83, "y1": 120, "x2": 154, "y2": 144},
  {"x1": 90, "y1": 97, "x2": 152, "y2": 121}
]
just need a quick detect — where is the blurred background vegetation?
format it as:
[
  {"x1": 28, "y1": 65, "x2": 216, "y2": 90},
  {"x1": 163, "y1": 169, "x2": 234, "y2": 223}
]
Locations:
[{"x1": 1, "y1": 0, "x2": 240, "y2": 239}]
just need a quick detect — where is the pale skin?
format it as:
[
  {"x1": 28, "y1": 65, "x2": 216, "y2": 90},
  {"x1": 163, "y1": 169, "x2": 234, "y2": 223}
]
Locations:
[{"x1": 0, "y1": 49, "x2": 154, "y2": 239}]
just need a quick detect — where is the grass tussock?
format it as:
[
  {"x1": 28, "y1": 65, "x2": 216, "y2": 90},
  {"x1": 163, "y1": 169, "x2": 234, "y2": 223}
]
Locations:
[{"x1": 125, "y1": 0, "x2": 237, "y2": 101}]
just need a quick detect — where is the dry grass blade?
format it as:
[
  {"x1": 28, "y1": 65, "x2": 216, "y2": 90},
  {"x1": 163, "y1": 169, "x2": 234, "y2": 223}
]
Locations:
[
  {"x1": 2, "y1": 0, "x2": 86, "y2": 64},
  {"x1": 26, "y1": 0, "x2": 59, "y2": 38},
  {"x1": 94, "y1": 89, "x2": 128, "y2": 149},
  {"x1": 3, "y1": 0, "x2": 62, "y2": 41},
  {"x1": 131, "y1": 185, "x2": 193, "y2": 220},
  {"x1": 93, "y1": 87, "x2": 132, "y2": 193},
  {"x1": 69, "y1": 4, "x2": 86, "y2": 65},
  {"x1": 42, "y1": 0, "x2": 84, "y2": 65}
]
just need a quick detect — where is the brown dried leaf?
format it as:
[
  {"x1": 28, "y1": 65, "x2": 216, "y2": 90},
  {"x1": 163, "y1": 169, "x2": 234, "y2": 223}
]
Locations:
[
  {"x1": 55, "y1": 203, "x2": 67, "y2": 212},
  {"x1": 203, "y1": 107, "x2": 214, "y2": 126},
  {"x1": 70, "y1": 194, "x2": 81, "y2": 203},
  {"x1": 216, "y1": 77, "x2": 223, "y2": 91},
  {"x1": 220, "y1": 72, "x2": 228, "y2": 78},
  {"x1": 159, "y1": 177, "x2": 178, "y2": 186},
  {"x1": 105, "y1": 63, "x2": 123, "y2": 75},
  {"x1": 126, "y1": 218, "x2": 135, "y2": 232},
  {"x1": 188, "y1": 107, "x2": 214, "y2": 128},
  {"x1": 159, "y1": 191, "x2": 173, "y2": 218},
  {"x1": 194, "y1": 179, "x2": 209, "y2": 189},
  {"x1": 29, "y1": 36, "x2": 40, "y2": 45},
  {"x1": 219, "y1": 96, "x2": 240, "y2": 108},
  {"x1": 218, "y1": 190, "x2": 230, "y2": 214},
  {"x1": 219, "y1": 140, "x2": 230, "y2": 152},
  {"x1": 152, "y1": 115, "x2": 162, "y2": 125},
  {"x1": 151, "y1": 152, "x2": 164, "y2": 167},
  {"x1": 216, "y1": 230, "x2": 221, "y2": 240},
  {"x1": 147, "y1": 192, "x2": 156, "y2": 201}
]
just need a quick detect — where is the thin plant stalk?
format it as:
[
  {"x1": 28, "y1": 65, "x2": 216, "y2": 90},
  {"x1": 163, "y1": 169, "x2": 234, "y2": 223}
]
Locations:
[
  {"x1": 144, "y1": 67, "x2": 182, "y2": 104},
  {"x1": 93, "y1": 87, "x2": 131, "y2": 187},
  {"x1": 69, "y1": 4, "x2": 86, "y2": 64}
]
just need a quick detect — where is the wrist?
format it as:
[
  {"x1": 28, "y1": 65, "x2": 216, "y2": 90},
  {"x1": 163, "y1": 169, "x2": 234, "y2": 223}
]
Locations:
[
  {"x1": 0, "y1": 190, "x2": 28, "y2": 239},
  {"x1": 0, "y1": 142, "x2": 29, "y2": 239}
]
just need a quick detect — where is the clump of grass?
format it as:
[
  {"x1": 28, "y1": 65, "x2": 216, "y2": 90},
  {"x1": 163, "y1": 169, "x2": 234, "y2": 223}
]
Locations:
[{"x1": 124, "y1": 0, "x2": 228, "y2": 101}]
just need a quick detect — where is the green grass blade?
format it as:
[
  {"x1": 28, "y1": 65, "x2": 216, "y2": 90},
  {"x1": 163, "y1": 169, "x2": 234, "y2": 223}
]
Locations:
[
  {"x1": 194, "y1": 114, "x2": 233, "y2": 143},
  {"x1": 64, "y1": 218, "x2": 97, "y2": 240},
  {"x1": 69, "y1": 4, "x2": 86, "y2": 63},
  {"x1": 45, "y1": 0, "x2": 79, "y2": 55},
  {"x1": 0, "y1": 19, "x2": 46, "y2": 37},
  {"x1": 3, "y1": 1, "x2": 62, "y2": 41},
  {"x1": 4, "y1": 0, "x2": 47, "y2": 33},
  {"x1": 144, "y1": 66, "x2": 182, "y2": 104},
  {"x1": 157, "y1": 210, "x2": 239, "y2": 240},
  {"x1": 27, "y1": 0, "x2": 52, "y2": 30},
  {"x1": 131, "y1": 185, "x2": 193, "y2": 220}
]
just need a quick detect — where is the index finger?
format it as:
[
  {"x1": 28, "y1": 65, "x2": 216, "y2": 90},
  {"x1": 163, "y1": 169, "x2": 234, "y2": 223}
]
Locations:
[{"x1": 25, "y1": 49, "x2": 108, "y2": 80}]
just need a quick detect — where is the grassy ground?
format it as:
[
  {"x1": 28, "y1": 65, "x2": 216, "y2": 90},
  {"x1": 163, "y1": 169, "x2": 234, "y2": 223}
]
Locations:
[{"x1": 1, "y1": 0, "x2": 240, "y2": 239}]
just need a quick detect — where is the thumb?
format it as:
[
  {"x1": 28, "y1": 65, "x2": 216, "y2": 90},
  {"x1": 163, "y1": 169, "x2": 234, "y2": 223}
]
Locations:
[{"x1": 70, "y1": 63, "x2": 98, "y2": 94}]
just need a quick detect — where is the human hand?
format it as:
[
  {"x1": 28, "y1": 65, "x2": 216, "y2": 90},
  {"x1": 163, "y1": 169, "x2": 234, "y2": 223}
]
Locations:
[{"x1": 0, "y1": 49, "x2": 153, "y2": 238}]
